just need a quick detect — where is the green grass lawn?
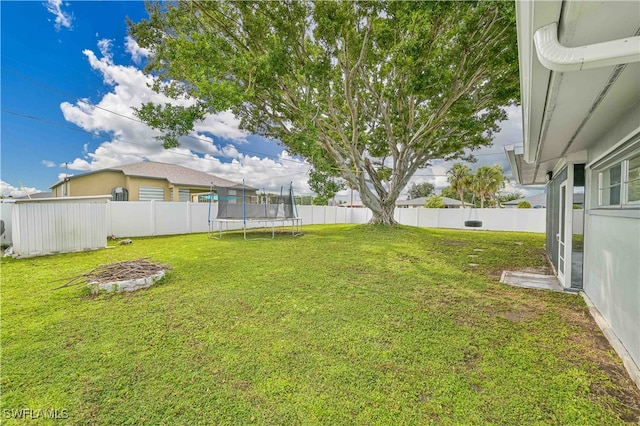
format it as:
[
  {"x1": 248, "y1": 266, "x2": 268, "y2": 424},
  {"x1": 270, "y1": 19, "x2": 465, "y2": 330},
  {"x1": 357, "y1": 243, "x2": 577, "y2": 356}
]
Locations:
[{"x1": 2, "y1": 225, "x2": 639, "y2": 425}]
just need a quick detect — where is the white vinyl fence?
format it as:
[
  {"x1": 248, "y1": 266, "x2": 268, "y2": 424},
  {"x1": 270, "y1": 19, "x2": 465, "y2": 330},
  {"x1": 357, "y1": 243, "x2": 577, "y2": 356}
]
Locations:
[
  {"x1": 104, "y1": 201, "x2": 549, "y2": 238},
  {"x1": 1, "y1": 199, "x2": 567, "y2": 257}
]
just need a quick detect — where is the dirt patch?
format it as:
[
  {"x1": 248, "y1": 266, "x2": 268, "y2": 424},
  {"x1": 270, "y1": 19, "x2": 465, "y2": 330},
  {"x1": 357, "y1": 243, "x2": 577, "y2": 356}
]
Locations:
[
  {"x1": 395, "y1": 253, "x2": 424, "y2": 264},
  {"x1": 477, "y1": 303, "x2": 546, "y2": 324},
  {"x1": 560, "y1": 305, "x2": 640, "y2": 422},
  {"x1": 233, "y1": 380, "x2": 251, "y2": 391},
  {"x1": 500, "y1": 309, "x2": 538, "y2": 323},
  {"x1": 440, "y1": 240, "x2": 469, "y2": 247}
]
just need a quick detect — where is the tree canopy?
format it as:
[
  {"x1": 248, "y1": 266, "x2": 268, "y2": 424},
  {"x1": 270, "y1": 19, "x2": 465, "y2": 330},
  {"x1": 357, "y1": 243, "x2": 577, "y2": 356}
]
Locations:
[
  {"x1": 446, "y1": 163, "x2": 473, "y2": 208},
  {"x1": 129, "y1": 0, "x2": 519, "y2": 224},
  {"x1": 407, "y1": 182, "x2": 435, "y2": 200},
  {"x1": 472, "y1": 165, "x2": 507, "y2": 208},
  {"x1": 424, "y1": 195, "x2": 445, "y2": 209}
]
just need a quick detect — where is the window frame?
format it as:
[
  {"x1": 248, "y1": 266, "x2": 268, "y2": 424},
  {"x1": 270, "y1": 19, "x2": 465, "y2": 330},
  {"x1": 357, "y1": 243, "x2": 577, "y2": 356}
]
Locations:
[
  {"x1": 597, "y1": 150, "x2": 640, "y2": 208},
  {"x1": 624, "y1": 153, "x2": 640, "y2": 205}
]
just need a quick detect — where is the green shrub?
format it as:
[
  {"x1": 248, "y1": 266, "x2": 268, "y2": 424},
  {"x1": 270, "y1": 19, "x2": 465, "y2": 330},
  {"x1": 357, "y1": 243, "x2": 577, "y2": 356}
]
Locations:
[{"x1": 424, "y1": 195, "x2": 446, "y2": 208}]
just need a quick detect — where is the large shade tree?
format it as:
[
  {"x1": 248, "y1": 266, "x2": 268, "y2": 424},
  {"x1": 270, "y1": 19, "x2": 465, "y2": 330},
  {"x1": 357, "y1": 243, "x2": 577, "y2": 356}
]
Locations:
[{"x1": 129, "y1": 1, "x2": 519, "y2": 224}]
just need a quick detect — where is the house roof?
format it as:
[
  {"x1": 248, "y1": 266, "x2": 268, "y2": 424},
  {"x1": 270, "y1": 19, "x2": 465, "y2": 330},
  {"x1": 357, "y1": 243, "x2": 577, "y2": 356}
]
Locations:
[
  {"x1": 396, "y1": 196, "x2": 464, "y2": 207},
  {"x1": 503, "y1": 193, "x2": 547, "y2": 206},
  {"x1": 15, "y1": 192, "x2": 54, "y2": 200},
  {"x1": 51, "y1": 161, "x2": 253, "y2": 190},
  {"x1": 507, "y1": 1, "x2": 640, "y2": 184},
  {"x1": 340, "y1": 200, "x2": 364, "y2": 208}
]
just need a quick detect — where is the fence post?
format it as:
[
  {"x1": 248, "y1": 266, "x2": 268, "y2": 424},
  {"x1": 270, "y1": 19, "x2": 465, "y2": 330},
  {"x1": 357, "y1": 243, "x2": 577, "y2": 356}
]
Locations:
[
  {"x1": 106, "y1": 201, "x2": 112, "y2": 237},
  {"x1": 150, "y1": 200, "x2": 156, "y2": 236},
  {"x1": 186, "y1": 201, "x2": 191, "y2": 234}
]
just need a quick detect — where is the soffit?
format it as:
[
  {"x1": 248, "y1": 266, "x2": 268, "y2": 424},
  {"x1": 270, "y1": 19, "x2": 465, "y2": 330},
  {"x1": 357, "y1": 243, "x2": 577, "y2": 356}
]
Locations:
[{"x1": 527, "y1": 1, "x2": 640, "y2": 164}]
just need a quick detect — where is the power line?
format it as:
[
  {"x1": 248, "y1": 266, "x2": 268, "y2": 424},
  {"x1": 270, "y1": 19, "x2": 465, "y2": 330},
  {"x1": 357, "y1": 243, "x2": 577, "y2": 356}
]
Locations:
[
  {"x1": 2, "y1": 65, "x2": 310, "y2": 166},
  {"x1": 4, "y1": 65, "x2": 512, "y2": 183},
  {"x1": 1, "y1": 109, "x2": 312, "y2": 173},
  {"x1": 2, "y1": 66, "x2": 142, "y2": 124},
  {"x1": 4, "y1": 64, "x2": 513, "y2": 165}
]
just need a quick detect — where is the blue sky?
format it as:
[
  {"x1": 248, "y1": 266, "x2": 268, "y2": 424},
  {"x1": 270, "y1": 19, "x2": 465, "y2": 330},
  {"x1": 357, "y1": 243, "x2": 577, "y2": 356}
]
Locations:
[{"x1": 1, "y1": 1, "x2": 536, "y2": 199}]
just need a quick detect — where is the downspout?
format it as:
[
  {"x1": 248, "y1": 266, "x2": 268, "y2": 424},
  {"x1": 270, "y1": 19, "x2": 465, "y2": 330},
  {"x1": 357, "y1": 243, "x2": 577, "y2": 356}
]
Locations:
[{"x1": 533, "y1": 22, "x2": 640, "y2": 72}]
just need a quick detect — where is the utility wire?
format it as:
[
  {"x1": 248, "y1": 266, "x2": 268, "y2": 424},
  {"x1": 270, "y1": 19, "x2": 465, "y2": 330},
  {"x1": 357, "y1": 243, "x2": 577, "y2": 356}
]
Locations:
[
  {"x1": 2, "y1": 65, "x2": 310, "y2": 166},
  {"x1": 3, "y1": 65, "x2": 513, "y2": 161},
  {"x1": 1, "y1": 109, "x2": 312, "y2": 176},
  {"x1": 3, "y1": 65, "x2": 513, "y2": 181}
]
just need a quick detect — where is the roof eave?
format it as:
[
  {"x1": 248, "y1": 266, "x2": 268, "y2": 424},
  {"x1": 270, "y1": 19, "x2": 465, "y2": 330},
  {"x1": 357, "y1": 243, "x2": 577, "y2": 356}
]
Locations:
[{"x1": 516, "y1": 0, "x2": 563, "y2": 165}]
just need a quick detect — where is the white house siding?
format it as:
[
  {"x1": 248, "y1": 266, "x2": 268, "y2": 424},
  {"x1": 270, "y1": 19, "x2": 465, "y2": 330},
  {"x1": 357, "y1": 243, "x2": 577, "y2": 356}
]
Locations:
[
  {"x1": 582, "y1": 105, "x2": 640, "y2": 372},
  {"x1": 584, "y1": 211, "x2": 640, "y2": 369}
]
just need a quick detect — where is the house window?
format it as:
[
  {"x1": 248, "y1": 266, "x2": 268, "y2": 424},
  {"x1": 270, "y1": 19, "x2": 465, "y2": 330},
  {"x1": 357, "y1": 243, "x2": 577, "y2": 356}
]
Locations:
[
  {"x1": 599, "y1": 164, "x2": 621, "y2": 206},
  {"x1": 111, "y1": 187, "x2": 129, "y2": 201},
  {"x1": 139, "y1": 187, "x2": 164, "y2": 201},
  {"x1": 598, "y1": 151, "x2": 640, "y2": 207},
  {"x1": 228, "y1": 189, "x2": 237, "y2": 203},
  {"x1": 626, "y1": 154, "x2": 640, "y2": 203},
  {"x1": 178, "y1": 189, "x2": 190, "y2": 202}
]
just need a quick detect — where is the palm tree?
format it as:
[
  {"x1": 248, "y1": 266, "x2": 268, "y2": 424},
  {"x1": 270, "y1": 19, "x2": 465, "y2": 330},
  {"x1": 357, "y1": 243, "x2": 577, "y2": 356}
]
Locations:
[
  {"x1": 473, "y1": 165, "x2": 507, "y2": 208},
  {"x1": 447, "y1": 163, "x2": 473, "y2": 208}
]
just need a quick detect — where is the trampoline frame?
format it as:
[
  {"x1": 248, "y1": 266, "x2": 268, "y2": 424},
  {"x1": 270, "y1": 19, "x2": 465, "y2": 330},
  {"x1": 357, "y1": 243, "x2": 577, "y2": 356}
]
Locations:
[
  {"x1": 207, "y1": 181, "x2": 303, "y2": 240},
  {"x1": 209, "y1": 217, "x2": 303, "y2": 240}
]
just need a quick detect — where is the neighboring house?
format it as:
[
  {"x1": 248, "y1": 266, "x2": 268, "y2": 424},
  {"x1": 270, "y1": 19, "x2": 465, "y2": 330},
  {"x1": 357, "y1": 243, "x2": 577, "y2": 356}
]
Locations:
[
  {"x1": 14, "y1": 192, "x2": 54, "y2": 200},
  {"x1": 506, "y1": 1, "x2": 639, "y2": 380},
  {"x1": 340, "y1": 201, "x2": 365, "y2": 208},
  {"x1": 502, "y1": 193, "x2": 547, "y2": 209},
  {"x1": 50, "y1": 161, "x2": 253, "y2": 201},
  {"x1": 396, "y1": 196, "x2": 467, "y2": 209}
]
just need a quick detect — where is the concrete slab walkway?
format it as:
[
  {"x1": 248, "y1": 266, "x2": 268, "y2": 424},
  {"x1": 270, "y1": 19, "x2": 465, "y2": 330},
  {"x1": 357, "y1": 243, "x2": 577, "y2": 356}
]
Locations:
[{"x1": 500, "y1": 271, "x2": 565, "y2": 292}]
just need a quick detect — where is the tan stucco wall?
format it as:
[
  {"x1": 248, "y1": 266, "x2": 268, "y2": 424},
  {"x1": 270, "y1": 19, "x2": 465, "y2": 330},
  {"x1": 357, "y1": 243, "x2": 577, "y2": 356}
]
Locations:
[
  {"x1": 53, "y1": 171, "x2": 214, "y2": 201},
  {"x1": 126, "y1": 177, "x2": 170, "y2": 201},
  {"x1": 53, "y1": 171, "x2": 125, "y2": 198}
]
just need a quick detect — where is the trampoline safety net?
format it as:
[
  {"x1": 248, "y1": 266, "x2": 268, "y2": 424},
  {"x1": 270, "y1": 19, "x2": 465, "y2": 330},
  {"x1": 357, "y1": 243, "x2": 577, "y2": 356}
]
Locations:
[
  {"x1": 209, "y1": 183, "x2": 302, "y2": 240},
  {"x1": 216, "y1": 186, "x2": 297, "y2": 220}
]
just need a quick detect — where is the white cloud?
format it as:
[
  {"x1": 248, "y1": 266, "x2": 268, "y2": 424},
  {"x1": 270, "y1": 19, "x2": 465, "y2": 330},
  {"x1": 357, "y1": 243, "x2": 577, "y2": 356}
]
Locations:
[
  {"x1": 45, "y1": 0, "x2": 73, "y2": 31},
  {"x1": 194, "y1": 111, "x2": 247, "y2": 142},
  {"x1": 59, "y1": 40, "x2": 527, "y2": 199},
  {"x1": 59, "y1": 40, "x2": 313, "y2": 194},
  {"x1": 97, "y1": 38, "x2": 114, "y2": 61},
  {"x1": 57, "y1": 173, "x2": 74, "y2": 181},
  {"x1": 42, "y1": 160, "x2": 56, "y2": 168},
  {"x1": 125, "y1": 36, "x2": 151, "y2": 65},
  {"x1": 0, "y1": 180, "x2": 42, "y2": 198}
]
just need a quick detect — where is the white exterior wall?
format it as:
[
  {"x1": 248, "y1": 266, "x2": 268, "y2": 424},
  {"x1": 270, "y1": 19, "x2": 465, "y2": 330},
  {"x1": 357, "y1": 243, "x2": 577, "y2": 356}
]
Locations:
[
  {"x1": 581, "y1": 104, "x2": 640, "y2": 371},
  {"x1": 584, "y1": 211, "x2": 640, "y2": 369}
]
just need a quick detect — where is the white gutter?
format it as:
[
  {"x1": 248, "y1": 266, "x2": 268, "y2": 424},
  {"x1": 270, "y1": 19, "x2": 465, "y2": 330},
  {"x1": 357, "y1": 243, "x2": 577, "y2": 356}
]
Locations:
[{"x1": 534, "y1": 22, "x2": 640, "y2": 72}]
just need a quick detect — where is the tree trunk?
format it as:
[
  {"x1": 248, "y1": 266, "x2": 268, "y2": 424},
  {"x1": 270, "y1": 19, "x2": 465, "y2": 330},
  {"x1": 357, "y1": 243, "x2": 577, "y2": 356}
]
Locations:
[{"x1": 368, "y1": 202, "x2": 398, "y2": 225}]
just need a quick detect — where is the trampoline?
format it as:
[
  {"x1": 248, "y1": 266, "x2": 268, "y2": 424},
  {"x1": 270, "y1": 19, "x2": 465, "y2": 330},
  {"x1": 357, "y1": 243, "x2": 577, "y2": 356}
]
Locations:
[{"x1": 208, "y1": 182, "x2": 302, "y2": 240}]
